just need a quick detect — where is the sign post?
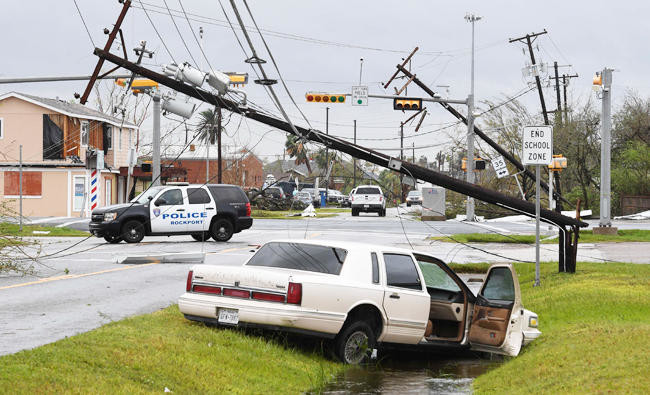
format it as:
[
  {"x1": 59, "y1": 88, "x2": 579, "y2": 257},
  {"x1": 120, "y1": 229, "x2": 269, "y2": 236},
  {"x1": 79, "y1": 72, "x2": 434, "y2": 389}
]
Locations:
[
  {"x1": 522, "y1": 125, "x2": 553, "y2": 286},
  {"x1": 351, "y1": 86, "x2": 368, "y2": 106}
]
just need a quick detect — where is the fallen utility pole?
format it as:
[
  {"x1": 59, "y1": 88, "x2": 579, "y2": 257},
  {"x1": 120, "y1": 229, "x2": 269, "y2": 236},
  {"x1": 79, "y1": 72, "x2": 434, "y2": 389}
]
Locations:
[
  {"x1": 0, "y1": 74, "x2": 132, "y2": 85},
  {"x1": 394, "y1": 65, "x2": 568, "y2": 206},
  {"x1": 79, "y1": 0, "x2": 132, "y2": 104},
  {"x1": 93, "y1": 47, "x2": 586, "y2": 271}
]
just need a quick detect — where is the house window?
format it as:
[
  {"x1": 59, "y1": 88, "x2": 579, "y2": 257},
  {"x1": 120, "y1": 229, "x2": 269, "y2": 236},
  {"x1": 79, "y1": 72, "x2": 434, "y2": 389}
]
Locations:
[
  {"x1": 0, "y1": 118, "x2": 4, "y2": 139},
  {"x1": 128, "y1": 129, "x2": 133, "y2": 148},
  {"x1": 118, "y1": 128, "x2": 123, "y2": 151},
  {"x1": 81, "y1": 121, "x2": 89, "y2": 146},
  {"x1": 106, "y1": 126, "x2": 113, "y2": 150},
  {"x1": 3, "y1": 171, "x2": 42, "y2": 197}
]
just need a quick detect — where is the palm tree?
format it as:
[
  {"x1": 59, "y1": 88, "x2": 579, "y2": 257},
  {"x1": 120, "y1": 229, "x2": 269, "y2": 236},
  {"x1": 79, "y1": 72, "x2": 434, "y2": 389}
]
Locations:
[
  {"x1": 195, "y1": 108, "x2": 222, "y2": 183},
  {"x1": 285, "y1": 135, "x2": 312, "y2": 173},
  {"x1": 195, "y1": 108, "x2": 218, "y2": 144}
]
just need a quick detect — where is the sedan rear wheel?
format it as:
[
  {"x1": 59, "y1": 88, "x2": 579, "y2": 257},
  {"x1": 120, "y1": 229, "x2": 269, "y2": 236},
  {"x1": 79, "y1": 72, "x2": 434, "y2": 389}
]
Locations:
[
  {"x1": 335, "y1": 321, "x2": 376, "y2": 364},
  {"x1": 121, "y1": 220, "x2": 145, "y2": 243}
]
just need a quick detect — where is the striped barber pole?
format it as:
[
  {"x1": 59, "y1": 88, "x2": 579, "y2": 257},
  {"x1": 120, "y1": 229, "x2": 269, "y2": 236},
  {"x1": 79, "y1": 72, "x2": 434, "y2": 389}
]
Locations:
[{"x1": 90, "y1": 169, "x2": 99, "y2": 211}]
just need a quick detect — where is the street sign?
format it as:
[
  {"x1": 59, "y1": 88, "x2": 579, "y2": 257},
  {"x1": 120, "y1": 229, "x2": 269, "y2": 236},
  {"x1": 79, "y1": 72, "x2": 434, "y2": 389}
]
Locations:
[
  {"x1": 522, "y1": 125, "x2": 553, "y2": 165},
  {"x1": 492, "y1": 156, "x2": 509, "y2": 178},
  {"x1": 351, "y1": 85, "x2": 368, "y2": 106}
]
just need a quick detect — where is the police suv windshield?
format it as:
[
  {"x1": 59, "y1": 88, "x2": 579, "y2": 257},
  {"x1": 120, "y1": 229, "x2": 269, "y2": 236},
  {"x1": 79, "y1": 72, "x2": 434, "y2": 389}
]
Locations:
[{"x1": 131, "y1": 186, "x2": 166, "y2": 204}]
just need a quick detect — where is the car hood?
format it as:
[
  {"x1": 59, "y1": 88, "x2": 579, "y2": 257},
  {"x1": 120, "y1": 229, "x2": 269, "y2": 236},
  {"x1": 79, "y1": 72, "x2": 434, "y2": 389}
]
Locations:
[{"x1": 92, "y1": 203, "x2": 142, "y2": 215}]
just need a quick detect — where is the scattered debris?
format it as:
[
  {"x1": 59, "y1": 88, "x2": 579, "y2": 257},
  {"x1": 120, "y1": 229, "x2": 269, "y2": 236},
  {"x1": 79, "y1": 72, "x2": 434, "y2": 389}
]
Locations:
[
  {"x1": 614, "y1": 210, "x2": 650, "y2": 220},
  {"x1": 301, "y1": 204, "x2": 316, "y2": 217}
]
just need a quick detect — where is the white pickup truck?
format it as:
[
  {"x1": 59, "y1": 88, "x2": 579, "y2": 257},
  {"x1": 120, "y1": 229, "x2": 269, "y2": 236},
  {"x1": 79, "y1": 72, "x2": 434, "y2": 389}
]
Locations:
[
  {"x1": 351, "y1": 185, "x2": 386, "y2": 216},
  {"x1": 179, "y1": 240, "x2": 540, "y2": 364}
]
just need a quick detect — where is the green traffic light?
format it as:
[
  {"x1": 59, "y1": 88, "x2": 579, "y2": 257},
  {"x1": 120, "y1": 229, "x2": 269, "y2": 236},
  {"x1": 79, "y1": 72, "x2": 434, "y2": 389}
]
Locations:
[{"x1": 338, "y1": 96, "x2": 345, "y2": 102}]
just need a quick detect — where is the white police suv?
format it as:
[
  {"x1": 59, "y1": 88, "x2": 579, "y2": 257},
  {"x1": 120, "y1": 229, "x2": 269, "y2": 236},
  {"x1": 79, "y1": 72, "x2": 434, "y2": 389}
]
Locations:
[{"x1": 89, "y1": 183, "x2": 253, "y2": 243}]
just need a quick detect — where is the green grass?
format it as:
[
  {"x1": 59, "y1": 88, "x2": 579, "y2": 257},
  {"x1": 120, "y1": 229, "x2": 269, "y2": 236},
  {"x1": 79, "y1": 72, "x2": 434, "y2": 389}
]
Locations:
[
  {"x1": 430, "y1": 229, "x2": 650, "y2": 244},
  {"x1": 0, "y1": 222, "x2": 89, "y2": 237},
  {"x1": 464, "y1": 262, "x2": 650, "y2": 394},
  {"x1": 252, "y1": 209, "x2": 340, "y2": 219},
  {"x1": 0, "y1": 305, "x2": 343, "y2": 394}
]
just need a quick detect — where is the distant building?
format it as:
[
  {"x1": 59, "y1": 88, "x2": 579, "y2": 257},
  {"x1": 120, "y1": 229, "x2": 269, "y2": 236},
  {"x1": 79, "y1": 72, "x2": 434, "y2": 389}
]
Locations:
[
  {"x1": 0, "y1": 92, "x2": 137, "y2": 217},
  {"x1": 156, "y1": 145, "x2": 263, "y2": 190}
]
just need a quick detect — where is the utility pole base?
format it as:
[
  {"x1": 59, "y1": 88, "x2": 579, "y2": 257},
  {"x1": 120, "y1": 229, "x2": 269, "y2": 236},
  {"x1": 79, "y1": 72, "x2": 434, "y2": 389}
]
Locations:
[{"x1": 593, "y1": 226, "x2": 618, "y2": 236}]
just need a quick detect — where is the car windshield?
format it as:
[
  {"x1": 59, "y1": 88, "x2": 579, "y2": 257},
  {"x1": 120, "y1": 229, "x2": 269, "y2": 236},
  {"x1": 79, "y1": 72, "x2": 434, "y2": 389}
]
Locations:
[
  {"x1": 131, "y1": 186, "x2": 166, "y2": 204},
  {"x1": 246, "y1": 242, "x2": 348, "y2": 275},
  {"x1": 356, "y1": 187, "x2": 380, "y2": 194},
  {"x1": 408, "y1": 191, "x2": 421, "y2": 197}
]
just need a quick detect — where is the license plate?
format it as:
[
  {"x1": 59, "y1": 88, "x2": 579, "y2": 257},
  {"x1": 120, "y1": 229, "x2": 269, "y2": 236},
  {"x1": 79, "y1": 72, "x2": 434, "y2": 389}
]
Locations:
[
  {"x1": 217, "y1": 308, "x2": 239, "y2": 325},
  {"x1": 364, "y1": 204, "x2": 369, "y2": 208}
]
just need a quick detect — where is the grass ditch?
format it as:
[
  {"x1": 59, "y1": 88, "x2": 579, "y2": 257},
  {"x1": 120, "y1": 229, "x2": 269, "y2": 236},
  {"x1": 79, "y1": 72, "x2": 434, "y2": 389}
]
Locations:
[
  {"x1": 450, "y1": 261, "x2": 650, "y2": 394},
  {"x1": 430, "y1": 229, "x2": 650, "y2": 244},
  {"x1": 0, "y1": 305, "x2": 343, "y2": 393},
  {"x1": 0, "y1": 222, "x2": 89, "y2": 237}
]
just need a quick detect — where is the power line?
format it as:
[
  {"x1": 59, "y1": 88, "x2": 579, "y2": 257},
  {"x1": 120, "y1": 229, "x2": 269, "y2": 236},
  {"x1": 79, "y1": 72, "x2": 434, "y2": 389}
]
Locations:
[
  {"x1": 72, "y1": 0, "x2": 96, "y2": 47},
  {"x1": 162, "y1": 0, "x2": 198, "y2": 65}
]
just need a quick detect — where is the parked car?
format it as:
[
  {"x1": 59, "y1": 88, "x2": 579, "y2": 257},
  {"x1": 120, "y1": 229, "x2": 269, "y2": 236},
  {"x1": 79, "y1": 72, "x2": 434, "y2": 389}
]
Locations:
[
  {"x1": 293, "y1": 191, "x2": 313, "y2": 206},
  {"x1": 327, "y1": 190, "x2": 345, "y2": 204},
  {"x1": 89, "y1": 183, "x2": 252, "y2": 243},
  {"x1": 179, "y1": 240, "x2": 541, "y2": 364},
  {"x1": 264, "y1": 186, "x2": 286, "y2": 200},
  {"x1": 406, "y1": 190, "x2": 423, "y2": 207},
  {"x1": 351, "y1": 185, "x2": 386, "y2": 216}
]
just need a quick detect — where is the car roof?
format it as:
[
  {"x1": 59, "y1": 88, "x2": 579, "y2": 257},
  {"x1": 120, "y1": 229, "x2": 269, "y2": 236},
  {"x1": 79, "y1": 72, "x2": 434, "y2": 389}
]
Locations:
[{"x1": 265, "y1": 238, "x2": 423, "y2": 256}]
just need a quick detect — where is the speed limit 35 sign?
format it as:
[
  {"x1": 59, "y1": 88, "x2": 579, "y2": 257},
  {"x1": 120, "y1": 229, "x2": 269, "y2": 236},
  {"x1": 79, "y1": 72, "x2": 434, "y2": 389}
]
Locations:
[{"x1": 522, "y1": 125, "x2": 553, "y2": 165}]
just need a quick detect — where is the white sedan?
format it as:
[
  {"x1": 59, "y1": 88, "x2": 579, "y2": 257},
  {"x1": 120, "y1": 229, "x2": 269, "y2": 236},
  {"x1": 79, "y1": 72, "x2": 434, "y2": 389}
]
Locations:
[{"x1": 179, "y1": 240, "x2": 540, "y2": 364}]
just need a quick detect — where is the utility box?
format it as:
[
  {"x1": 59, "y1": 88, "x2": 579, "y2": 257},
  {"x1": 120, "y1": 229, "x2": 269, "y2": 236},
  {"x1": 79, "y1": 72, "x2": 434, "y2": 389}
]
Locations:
[{"x1": 422, "y1": 187, "x2": 446, "y2": 221}]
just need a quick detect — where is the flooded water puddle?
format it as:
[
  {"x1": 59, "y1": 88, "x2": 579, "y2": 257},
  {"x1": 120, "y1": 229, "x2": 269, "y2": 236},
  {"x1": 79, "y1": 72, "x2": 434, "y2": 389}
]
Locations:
[{"x1": 322, "y1": 352, "x2": 500, "y2": 394}]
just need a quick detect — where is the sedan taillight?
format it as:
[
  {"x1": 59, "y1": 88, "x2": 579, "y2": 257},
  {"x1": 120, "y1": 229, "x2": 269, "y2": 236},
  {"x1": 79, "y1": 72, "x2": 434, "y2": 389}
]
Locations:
[
  {"x1": 287, "y1": 282, "x2": 302, "y2": 305},
  {"x1": 252, "y1": 291, "x2": 285, "y2": 302},
  {"x1": 246, "y1": 202, "x2": 251, "y2": 217},
  {"x1": 186, "y1": 270, "x2": 193, "y2": 292},
  {"x1": 193, "y1": 285, "x2": 222, "y2": 295}
]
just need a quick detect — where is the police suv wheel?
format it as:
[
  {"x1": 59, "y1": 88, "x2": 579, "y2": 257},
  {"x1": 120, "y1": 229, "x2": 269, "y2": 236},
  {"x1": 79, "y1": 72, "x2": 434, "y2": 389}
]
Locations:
[
  {"x1": 104, "y1": 235, "x2": 122, "y2": 244},
  {"x1": 211, "y1": 218, "x2": 234, "y2": 242},
  {"x1": 122, "y1": 220, "x2": 145, "y2": 243},
  {"x1": 191, "y1": 232, "x2": 211, "y2": 242}
]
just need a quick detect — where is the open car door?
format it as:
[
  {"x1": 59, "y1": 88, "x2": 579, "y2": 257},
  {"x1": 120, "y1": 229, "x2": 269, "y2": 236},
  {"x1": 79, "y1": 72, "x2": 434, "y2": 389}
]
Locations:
[{"x1": 468, "y1": 263, "x2": 524, "y2": 356}]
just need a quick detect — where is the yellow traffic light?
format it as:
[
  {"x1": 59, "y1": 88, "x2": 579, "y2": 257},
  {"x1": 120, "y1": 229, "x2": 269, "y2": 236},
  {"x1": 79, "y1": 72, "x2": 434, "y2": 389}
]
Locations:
[
  {"x1": 225, "y1": 72, "x2": 248, "y2": 87},
  {"x1": 593, "y1": 73, "x2": 602, "y2": 86},
  {"x1": 305, "y1": 93, "x2": 346, "y2": 103},
  {"x1": 115, "y1": 78, "x2": 159, "y2": 90},
  {"x1": 462, "y1": 157, "x2": 486, "y2": 171},
  {"x1": 393, "y1": 98, "x2": 422, "y2": 111},
  {"x1": 548, "y1": 154, "x2": 567, "y2": 172}
]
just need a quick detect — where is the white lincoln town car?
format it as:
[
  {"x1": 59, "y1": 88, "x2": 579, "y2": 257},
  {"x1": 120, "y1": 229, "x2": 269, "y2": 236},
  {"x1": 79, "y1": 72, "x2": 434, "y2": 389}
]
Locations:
[{"x1": 179, "y1": 240, "x2": 540, "y2": 364}]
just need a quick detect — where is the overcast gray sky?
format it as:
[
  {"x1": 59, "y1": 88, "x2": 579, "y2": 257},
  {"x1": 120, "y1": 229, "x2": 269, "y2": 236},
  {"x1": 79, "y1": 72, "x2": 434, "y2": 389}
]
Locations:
[{"x1": 1, "y1": 0, "x2": 648, "y2": 162}]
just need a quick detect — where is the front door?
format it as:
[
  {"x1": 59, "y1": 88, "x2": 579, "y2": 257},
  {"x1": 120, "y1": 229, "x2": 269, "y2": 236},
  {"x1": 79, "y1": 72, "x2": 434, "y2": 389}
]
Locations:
[
  {"x1": 105, "y1": 179, "x2": 112, "y2": 206},
  {"x1": 186, "y1": 186, "x2": 215, "y2": 233},
  {"x1": 150, "y1": 188, "x2": 187, "y2": 233},
  {"x1": 468, "y1": 264, "x2": 524, "y2": 356},
  {"x1": 380, "y1": 253, "x2": 430, "y2": 344}
]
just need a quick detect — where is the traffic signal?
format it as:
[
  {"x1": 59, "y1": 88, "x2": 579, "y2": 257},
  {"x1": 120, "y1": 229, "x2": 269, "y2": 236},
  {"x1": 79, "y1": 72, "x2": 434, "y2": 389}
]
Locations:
[
  {"x1": 462, "y1": 157, "x2": 486, "y2": 171},
  {"x1": 305, "y1": 93, "x2": 346, "y2": 103},
  {"x1": 393, "y1": 98, "x2": 422, "y2": 111}
]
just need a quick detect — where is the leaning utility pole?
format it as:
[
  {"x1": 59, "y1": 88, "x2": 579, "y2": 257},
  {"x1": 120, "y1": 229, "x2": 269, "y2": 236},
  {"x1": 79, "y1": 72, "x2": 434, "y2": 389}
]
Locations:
[
  {"x1": 465, "y1": 13, "x2": 481, "y2": 221},
  {"x1": 509, "y1": 30, "x2": 549, "y2": 125},
  {"x1": 553, "y1": 61, "x2": 562, "y2": 125}
]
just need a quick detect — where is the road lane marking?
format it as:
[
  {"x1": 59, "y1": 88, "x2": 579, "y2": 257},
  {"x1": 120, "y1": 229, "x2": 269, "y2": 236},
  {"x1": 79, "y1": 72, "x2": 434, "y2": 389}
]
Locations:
[
  {"x1": 207, "y1": 246, "x2": 253, "y2": 255},
  {"x1": 55, "y1": 219, "x2": 90, "y2": 228},
  {"x1": 0, "y1": 262, "x2": 159, "y2": 291}
]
